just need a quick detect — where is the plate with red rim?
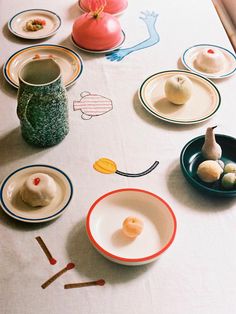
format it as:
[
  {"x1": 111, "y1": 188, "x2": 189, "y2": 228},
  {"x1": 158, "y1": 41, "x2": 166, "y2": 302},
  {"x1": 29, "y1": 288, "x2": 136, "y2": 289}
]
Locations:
[
  {"x1": 3, "y1": 44, "x2": 83, "y2": 89},
  {"x1": 86, "y1": 188, "x2": 177, "y2": 266},
  {"x1": 139, "y1": 70, "x2": 221, "y2": 125},
  {"x1": 8, "y1": 9, "x2": 61, "y2": 40},
  {"x1": 0, "y1": 165, "x2": 73, "y2": 223},
  {"x1": 182, "y1": 44, "x2": 236, "y2": 79},
  {"x1": 70, "y1": 31, "x2": 125, "y2": 54}
]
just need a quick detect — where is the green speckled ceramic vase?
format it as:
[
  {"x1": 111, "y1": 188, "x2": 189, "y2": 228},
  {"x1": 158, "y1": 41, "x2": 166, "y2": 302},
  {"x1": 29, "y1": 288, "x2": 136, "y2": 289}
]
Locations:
[{"x1": 17, "y1": 58, "x2": 69, "y2": 147}]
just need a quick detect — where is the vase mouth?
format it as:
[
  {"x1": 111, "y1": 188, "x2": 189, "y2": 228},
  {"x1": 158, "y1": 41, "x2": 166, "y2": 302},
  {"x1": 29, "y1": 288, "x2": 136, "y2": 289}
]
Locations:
[{"x1": 19, "y1": 58, "x2": 61, "y2": 87}]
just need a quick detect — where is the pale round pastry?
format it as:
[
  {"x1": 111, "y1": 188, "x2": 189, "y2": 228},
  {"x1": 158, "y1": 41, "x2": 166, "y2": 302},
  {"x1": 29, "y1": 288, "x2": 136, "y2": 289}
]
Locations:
[
  {"x1": 221, "y1": 173, "x2": 236, "y2": 189},
  {"x1": 164, "y1": 75, "x2": 193, "y2": 105},
  {"x1": 20, "y1": 173, "x2": 57, "y2": 207},
  {"x1": 224, "y1": 163, "x2": 236, "y2": 174},
  {"x1": 122, "y1": 216, "x2": 144, "y2": 238},
  {"x1": 197, "y1": 160, "x2": 223, "y2": 183},
  {"x1": 195, "y1": 48, "x2": 225, "y2": 73}
]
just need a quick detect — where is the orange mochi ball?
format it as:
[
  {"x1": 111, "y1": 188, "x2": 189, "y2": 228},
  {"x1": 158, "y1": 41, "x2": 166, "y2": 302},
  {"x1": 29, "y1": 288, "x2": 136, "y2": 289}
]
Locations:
[{"x1": 122, "y1": 216, "x2": 144, "y2": 238}]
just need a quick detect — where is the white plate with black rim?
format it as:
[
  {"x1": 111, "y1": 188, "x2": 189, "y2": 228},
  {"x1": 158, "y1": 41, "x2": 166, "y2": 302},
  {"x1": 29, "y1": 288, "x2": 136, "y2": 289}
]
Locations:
[
  {"x1": 181, "y1": 44, "x2": 236, "y2": 79},
  {"x1": 8, "y1": 9, "x2": 61, "y2": 40},
  {"x1": 138, "y1": 70, "x2": 221, "y2": 125},
  {"x1": 71, "y1": 31, "x2": 125, "y2": 54},
  {"x1": 0, "y1": 165, "x2": 73, "y2": 223},
  {"x1": 3, "y1": 44, "x2": 83, "y2": 88}
]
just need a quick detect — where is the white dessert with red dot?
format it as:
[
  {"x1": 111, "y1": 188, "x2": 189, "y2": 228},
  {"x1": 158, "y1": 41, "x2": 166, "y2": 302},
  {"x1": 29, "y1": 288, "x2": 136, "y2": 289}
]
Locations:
[
  {"x1": 122, "y1": 216, "x2": 144, "y2": 238},
  {"x1": 195, "y1": 48, "x2": 225, "y2": 73},
  {"x1": 20, "y1": 173, "x2": 57, "y2": 207}
]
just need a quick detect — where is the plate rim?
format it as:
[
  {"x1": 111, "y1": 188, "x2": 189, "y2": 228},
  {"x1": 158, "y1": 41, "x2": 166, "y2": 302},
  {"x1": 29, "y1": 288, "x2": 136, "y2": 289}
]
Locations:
[
  {"x1": 0, "y1": 164, "x2": 73, "y2": 223},
  {"x1": 181, "y1": 43, "x2": 236, "y2": 79},
  {"x1": 71, "y1": 30, "x2": 126, "y2": 54},
  {"x1": 8, "y1": 8, "x2": 62, "y2": 40},
  {"x1": 138, "y1": 69, "x2": 221, "y2": 125},
  {"x1": 3, "y1": 44, "x2": 84, "y2": 89},
  {"x1": 86, "y1": 188, "x2": 177, "y2": 263},
  {"x1": 180, "y1": 134, "x2": 236, "y2": 196}
]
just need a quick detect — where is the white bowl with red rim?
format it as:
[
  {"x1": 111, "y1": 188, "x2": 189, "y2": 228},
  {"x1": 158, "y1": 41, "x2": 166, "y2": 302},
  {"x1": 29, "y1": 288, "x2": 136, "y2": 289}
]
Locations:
[{"x1": 86, "y1": 188, "x2": 177, "y2": 266}]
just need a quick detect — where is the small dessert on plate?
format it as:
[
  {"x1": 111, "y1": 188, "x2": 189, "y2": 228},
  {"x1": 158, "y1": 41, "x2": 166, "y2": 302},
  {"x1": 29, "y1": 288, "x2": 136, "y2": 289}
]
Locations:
[
  {"x1": 20, "y1": 173, "x2": 57, "y2": 207},
  {"x1": 182, "y1": 44, "x2": 236, "y2": 79},
  {"x1": 195, "y1": 48, "x2": 225, "y2": 73},
  {"x1": 25, "y1": 19, "x2": 46, "y2": 31}
]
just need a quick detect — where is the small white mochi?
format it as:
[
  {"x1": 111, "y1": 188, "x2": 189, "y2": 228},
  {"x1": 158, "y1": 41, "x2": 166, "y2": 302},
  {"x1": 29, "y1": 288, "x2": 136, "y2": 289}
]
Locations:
[
  {"x1": 20, "y1": 173, "x2": 57, "y2": 207},
  {"x1": 164, "y1": 75, "x2": 193, "y2": 105},
  {"x1": 197, "y1": 160, "x2": 223, "y2": 183},
  {"x1": 195, "y1": 48, "x2": 225, "y2": 73}
]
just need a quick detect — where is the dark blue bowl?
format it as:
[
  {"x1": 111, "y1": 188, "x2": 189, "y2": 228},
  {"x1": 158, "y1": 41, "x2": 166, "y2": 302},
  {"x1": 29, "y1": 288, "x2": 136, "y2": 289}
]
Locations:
[{"x1": 180, "y1": 134, "x2": 236, "y2": 197}]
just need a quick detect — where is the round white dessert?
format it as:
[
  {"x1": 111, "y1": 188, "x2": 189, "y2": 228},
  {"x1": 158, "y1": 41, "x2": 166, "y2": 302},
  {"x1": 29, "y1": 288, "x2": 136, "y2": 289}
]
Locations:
[
  {"x1": 164, "y1": 74, "x2": 193, "y2": 105},
  {"x1": 195, "y1": 48, "x2": 225, "y2": 73},
  {"x1": 20, "y1": 173, "x2": 57, "y2": 207}
]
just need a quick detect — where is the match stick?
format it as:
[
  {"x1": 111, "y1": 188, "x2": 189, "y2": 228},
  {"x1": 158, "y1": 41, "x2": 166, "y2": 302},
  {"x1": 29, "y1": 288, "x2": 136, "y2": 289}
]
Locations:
[
  {"x1": 35, "y1": 236, "x2": 57, "y2": 265},
  {"x1": 64, "y1": 279, "x2": 105, "y2": 289},
  {"x1": 41, "y1": 263, "x2": 75, "y2": 289}
]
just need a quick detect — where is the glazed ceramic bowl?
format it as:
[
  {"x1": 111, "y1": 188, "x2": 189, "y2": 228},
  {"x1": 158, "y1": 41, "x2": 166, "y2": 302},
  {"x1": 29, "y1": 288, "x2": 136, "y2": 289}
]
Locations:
[
  {"x1": 79, "y1": 0, "x2": 128, "y2": 15},
  {"x1": 72, "y1": 12, "x2": 123, "y2": 51},
  {"x1": 180, "y1": 134, "x2": 236, "y2": 197},
  {"x1": 86, "y1": 189, "x2": 177, "y2": 266}
]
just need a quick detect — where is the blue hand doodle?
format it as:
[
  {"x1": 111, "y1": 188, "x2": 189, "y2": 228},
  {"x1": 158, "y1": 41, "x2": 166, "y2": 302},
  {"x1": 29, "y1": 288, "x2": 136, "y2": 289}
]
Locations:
[{"x1": 106, "y1": 11, "x2": 160, "y2": 62}]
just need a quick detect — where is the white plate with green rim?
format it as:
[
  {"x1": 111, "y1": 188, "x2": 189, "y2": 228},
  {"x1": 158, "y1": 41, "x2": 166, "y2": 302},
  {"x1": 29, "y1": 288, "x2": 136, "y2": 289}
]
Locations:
[
  {"x1": 3, "y1": 44, "x2": 83, "y2": 88},
  {"x1": 182, "y1": 44, "x2": 236, "y2": 79},
  {"x1": 0, "y1": 165, "x2": 73, "y2": 223},
  {"x1": 8, "y1": 9, "x2": 61, "y2": 40},
  {"x1": 138, "y1": 70, "x2": 221, "y2": 125}
]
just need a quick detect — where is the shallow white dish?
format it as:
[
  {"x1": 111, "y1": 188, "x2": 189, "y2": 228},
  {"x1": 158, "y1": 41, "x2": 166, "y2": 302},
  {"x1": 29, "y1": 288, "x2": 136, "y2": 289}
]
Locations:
[
  {"x1": 3, "y1": 44, "x2": 83, "y2": 88},
  {"x1": 86, "y1": 188, "x2": 177, "y2": 266},
  {"x1": 139, "y1": 70, "x2": 221, "y2": 125},
  {"x1": 8, "y1": 9, "x2": 61, "y2": 40},
  {"x1": 0, "y1": 165, "x2": 73, "y2": 223},
  {"x1": 182, "y1": 44, "x2": 236, "y2": 79},
  {"x1": 71, "y1": 31, "x2": 125, "y2": 54}
]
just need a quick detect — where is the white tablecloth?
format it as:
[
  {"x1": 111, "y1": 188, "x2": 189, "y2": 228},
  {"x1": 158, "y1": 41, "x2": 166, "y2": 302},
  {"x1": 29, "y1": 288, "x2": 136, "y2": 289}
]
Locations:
[{"x1": 1, "y1": 0, "x2": 236, "y2": 313}]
